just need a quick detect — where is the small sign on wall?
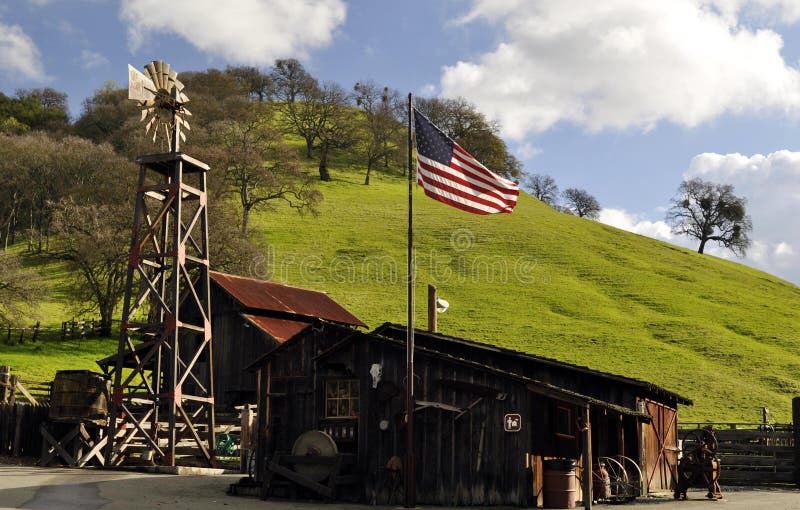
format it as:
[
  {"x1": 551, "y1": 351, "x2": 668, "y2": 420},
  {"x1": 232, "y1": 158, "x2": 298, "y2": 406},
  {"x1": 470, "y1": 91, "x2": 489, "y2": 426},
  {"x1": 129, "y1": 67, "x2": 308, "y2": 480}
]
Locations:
[{"x1": 504, "y1": 413, "x2": 522, "y2": 432}]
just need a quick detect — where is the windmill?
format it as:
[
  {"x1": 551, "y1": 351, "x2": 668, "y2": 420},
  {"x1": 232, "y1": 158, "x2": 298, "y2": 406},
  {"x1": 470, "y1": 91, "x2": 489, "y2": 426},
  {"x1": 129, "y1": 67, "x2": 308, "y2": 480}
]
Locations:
[
  {"x1": 103, "y1": 61, "x2": 216, "y2": 468},
  {"x1": 128, "y1": 61, "x2": 192, "y2": 151}
]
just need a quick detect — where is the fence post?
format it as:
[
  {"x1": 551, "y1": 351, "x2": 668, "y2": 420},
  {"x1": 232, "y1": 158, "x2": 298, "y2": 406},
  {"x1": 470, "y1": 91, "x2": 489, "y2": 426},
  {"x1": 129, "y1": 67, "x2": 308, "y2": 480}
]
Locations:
[
  {"x1": 793, "y1": 397, "x2": 800, "y2": 488},
  {"x1": 32, "y1": 322, "x2": 39, "y2": 342},
  {"x1": 9, "y1": 375, "x2": 17, "y2": 405},
  {"x1": 0, "y1": 366, "x2": 9, "y2": 403}
]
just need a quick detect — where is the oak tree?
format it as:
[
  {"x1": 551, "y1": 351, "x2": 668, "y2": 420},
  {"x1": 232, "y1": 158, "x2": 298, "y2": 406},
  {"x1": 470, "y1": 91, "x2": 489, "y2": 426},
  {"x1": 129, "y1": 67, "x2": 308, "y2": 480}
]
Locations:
[{"x1": 666, "y1": 178, "x2": 752, "y2": 256}]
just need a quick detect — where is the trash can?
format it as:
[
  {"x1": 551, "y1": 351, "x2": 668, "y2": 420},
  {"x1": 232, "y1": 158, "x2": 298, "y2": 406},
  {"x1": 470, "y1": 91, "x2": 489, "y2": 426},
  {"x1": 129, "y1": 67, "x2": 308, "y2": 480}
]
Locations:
[{"x1": 543, "y1": 459, "x2": 577, "y2": 509}]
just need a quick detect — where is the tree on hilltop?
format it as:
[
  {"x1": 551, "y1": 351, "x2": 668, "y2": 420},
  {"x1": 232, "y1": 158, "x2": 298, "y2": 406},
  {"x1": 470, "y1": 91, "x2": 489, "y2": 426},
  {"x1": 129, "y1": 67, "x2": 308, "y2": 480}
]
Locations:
[
  {"x1": 524, "y1": 173, "x2": 559, "y2": 206},
  {"x1": 353, "y1": 81, "x2": 404, "y2": 185},
  {"x1": 666, "y1": 178, "x2": 752, "y2": 256},
  {"x1": 562, "y1": 187, "x2": 601, "y2": 219}
]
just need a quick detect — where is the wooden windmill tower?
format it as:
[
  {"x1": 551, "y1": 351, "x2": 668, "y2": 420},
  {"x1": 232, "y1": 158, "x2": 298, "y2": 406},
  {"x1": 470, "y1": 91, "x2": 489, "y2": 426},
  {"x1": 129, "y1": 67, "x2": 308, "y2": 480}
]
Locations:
[{"x1": 103, "y1": 61, "x2": 216, "y2": 467}]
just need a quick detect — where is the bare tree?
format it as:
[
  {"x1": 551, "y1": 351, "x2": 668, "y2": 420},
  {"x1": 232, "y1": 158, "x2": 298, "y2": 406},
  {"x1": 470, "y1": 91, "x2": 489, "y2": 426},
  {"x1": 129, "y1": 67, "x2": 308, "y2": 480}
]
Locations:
[
  {"x1": 0, "y1": 251, "x2": 42, "y2": 324},
  {"x1": 562, "y1": 188, "x2": 601, "y2": 219},
  {"x1": 666, "y1": 178, "x2": 752, "y2": 256},
  {"x1": 525, "y1": 173, "x2": 559, "y2": 206},
  {"x1": 226, "y1": 65, "x2": 273, "y2": 102},
  {"x1": 208, "y1": 104, "x2": 322, "y2": 235},
  {"x1": 271, "y1": 59, "x2": 322, "y2": 159},
  {"x1": 353, "y1": 81, "x2": 403, "y2": 185}
]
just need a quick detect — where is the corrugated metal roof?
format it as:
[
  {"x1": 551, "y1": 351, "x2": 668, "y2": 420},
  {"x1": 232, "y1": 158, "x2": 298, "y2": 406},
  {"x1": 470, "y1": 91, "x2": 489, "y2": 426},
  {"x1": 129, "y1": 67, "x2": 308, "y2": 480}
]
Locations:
[
  {"x1": 209, "y1": 271, "x2": 367, "y2": 327},
  {"x1": 242, "y1": 314, "x2": 310, "y2": 343},
  {"x1": 374, "y1": 323, "x2": 692, "y2": 405}
]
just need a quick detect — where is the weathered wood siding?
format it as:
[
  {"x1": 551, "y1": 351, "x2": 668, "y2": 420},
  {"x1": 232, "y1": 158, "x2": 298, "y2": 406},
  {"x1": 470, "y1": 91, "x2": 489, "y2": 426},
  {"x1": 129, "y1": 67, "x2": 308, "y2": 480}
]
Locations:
[
  {"x1": 182, "y1": 285, "x2": 280, "y2": 410},
  {"x1": 319, "y1": 337, "x2": 535, "y2": 506}
]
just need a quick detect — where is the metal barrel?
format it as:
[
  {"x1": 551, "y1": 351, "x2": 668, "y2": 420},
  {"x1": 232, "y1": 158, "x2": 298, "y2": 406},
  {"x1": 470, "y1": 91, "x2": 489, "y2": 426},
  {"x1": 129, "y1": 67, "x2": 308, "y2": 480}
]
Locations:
[
  {"x1": 49, "y1": 370, "x2": 110, "y2": 426},
  {"x1": 543, "y1": 459, "x2": 577, "y2": 509}
]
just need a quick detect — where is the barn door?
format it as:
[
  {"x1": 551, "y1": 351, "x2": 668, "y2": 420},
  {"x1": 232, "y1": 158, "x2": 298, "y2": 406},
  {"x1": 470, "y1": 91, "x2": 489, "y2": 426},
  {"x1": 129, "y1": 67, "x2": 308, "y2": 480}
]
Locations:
[{"x1": 639, "y1": 399, "x2": 678, "y2": 492}]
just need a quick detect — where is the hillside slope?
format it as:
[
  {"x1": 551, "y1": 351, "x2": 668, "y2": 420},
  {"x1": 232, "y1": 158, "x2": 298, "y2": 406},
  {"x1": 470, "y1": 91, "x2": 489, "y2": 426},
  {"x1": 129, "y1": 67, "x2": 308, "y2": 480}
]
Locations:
[{"x1": 250, "y1": 169, "x2": 800, "y2": 422}]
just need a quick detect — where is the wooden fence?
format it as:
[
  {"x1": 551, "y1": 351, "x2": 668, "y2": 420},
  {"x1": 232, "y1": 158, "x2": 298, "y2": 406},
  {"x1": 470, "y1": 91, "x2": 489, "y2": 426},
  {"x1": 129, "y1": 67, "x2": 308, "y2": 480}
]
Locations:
[
  {"x1": 2, "y1": 318, "x2": 113, "y2": 345},
  {"x1": 0, "y1": 402, "x2": 49, "y2": 457},
  {"x1": 679, "y1": 401, "x2": 799, "y2": 486}
]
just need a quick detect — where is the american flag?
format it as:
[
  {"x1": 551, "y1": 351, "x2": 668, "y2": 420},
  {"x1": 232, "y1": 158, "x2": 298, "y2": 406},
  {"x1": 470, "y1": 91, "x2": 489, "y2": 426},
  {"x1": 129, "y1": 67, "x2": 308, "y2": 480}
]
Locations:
[{"x1": 413, "y1": 109, "x2": 519, "y2": 215}]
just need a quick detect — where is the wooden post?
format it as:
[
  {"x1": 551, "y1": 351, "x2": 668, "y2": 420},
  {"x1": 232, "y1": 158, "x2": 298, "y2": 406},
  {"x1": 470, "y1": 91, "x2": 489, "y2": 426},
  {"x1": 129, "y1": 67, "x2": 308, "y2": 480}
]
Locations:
[
  {"x1": 0, "y1": 366, "x2": 9, "y2": 403},
  {"x1": 793, "y1": 397, "x2": 800, "y2": 487},
  {"x1": 427, "y1": 284, "x2": 437, "y2": 333},
  {"x1": 582, "y1": 405, "x2": 592, "y2": 510},
  {"x1": 12, "y1": 404, "x2": 23, "y2": 456},
  {"x1": 240, "y1": 407, "x2": 253, "y2": 474},
  {"x1": 9, "y1": 375, "x2": 17, "y2": 405}
]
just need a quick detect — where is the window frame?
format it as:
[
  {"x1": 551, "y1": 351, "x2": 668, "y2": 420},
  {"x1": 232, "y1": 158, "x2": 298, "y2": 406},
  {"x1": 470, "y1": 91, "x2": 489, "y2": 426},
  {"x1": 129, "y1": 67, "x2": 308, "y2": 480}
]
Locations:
[{"x1": 324, "y1": 378, "x2": 360, "y2": 419}]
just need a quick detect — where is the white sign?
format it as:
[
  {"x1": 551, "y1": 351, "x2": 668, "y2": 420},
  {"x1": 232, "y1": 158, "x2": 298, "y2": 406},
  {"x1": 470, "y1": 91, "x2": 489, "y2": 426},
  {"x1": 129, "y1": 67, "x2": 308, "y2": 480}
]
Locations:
[{"x1": 504, "y1": 413, "x2": 522, "y2": 432}]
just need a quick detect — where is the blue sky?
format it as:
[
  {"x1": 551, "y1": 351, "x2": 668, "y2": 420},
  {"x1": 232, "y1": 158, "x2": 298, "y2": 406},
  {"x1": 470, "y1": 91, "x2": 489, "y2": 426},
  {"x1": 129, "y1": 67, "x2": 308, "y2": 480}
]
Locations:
[{"x1": 2, "y1": 0, "x2": 800, "y2": 284}]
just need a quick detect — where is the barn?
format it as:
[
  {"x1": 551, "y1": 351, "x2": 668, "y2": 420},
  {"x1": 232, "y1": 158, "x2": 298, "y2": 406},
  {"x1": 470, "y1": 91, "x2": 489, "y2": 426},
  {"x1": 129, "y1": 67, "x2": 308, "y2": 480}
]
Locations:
[
  {"x1": 184, "y1": 271, "x2": 367, "y2": 410},
  {"x1": 249, "y1": 323, "x2": 691, "y2": 507}
]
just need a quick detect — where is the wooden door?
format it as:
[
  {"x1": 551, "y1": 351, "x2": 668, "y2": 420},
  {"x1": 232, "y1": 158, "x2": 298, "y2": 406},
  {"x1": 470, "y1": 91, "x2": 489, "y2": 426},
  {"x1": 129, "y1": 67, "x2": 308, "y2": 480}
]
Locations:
[{"x1": 639, "y1": 399, "x2": 678, "y2": 492}]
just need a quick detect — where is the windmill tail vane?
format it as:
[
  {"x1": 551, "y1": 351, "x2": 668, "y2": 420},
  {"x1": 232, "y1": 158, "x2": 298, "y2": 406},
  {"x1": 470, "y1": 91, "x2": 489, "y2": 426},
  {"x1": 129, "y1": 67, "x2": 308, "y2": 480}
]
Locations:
[{"x1": 128, "y1": 60, "x2": 191, "y2": 151}]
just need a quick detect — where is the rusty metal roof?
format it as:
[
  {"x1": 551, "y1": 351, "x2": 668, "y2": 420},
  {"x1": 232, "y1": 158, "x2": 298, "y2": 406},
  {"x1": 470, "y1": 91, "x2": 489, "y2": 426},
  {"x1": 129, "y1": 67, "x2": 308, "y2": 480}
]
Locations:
[
  {"x1": 241, "y1": 314, "x2": 310, "y2": 343},
  {"x1": 209, "y1": 271, "x2": 367, "y2": 327}
]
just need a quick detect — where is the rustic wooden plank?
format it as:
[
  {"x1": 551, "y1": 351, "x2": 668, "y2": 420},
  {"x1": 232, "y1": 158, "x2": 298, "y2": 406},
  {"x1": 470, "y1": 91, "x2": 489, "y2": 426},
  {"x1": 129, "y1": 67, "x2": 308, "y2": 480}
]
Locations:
[
  {"x1": 266, "y1": 460, "x2": 334, "y2": 498},
  {"x1": 718, "y1": 455, "x2": 794, "y2": 468},
  {"x1": 717, "y1": 443, "x2": 794, "y2": 454},
  {"x1": 13, "y1": 379, "x2": 38, "y2": 405},
  {"x1": 714, "y1": 429, "x2": 793, "y2": 441},
  {"x1": 793, "y1": 397, "x2": 800, "y2": 487},
  {"x1": 721, "y1": 470, "x2": 796, "y2": 483},
  {"x1": 11, "y1": 405, "x2": 23, "y2": 456}
]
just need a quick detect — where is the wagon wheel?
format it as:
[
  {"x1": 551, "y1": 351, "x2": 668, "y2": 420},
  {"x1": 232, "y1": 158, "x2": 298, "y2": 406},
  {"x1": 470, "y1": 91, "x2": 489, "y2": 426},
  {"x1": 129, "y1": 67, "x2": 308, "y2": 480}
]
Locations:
[
  {"x1": 617, "y1": 455, "x2": 644, "y2": 498},
  {"x1": 598, "y1": 456, "x2": 632, "y2": 501},
  {"x1": 681, "y1": 429, "x2": 717, "y2": 454}
]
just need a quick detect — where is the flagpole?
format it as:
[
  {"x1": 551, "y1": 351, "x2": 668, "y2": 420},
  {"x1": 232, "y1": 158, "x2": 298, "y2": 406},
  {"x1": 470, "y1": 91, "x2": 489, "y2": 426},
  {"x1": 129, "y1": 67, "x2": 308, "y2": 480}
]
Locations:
[{"x1": 405, "y1": 92, "x2": 416, "y2": 509}]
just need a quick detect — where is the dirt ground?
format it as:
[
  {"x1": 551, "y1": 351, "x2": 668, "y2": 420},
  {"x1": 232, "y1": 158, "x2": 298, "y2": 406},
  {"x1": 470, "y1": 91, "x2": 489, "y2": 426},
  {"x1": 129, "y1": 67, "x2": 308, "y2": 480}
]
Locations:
[{"x1": 1, "y1": 464, "x2": 798, "y2": 509}]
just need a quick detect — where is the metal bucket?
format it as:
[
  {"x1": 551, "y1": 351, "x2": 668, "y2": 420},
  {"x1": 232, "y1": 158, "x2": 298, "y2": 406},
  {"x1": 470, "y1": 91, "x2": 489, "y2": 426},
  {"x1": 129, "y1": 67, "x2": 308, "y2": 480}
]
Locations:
[
  {"x1": 543, "y1": 459, "x2": 577, "y2": 509},
  {"x1": 49, "y1": 370, "x2": 110, "y2": 426}
]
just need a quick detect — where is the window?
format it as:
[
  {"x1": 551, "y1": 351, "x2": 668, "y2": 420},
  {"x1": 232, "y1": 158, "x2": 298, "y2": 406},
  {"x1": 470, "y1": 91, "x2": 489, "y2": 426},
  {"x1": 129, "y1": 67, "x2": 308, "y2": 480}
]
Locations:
[
  {"x1": 556, "y1": 405, "x2": 574, "y2": 438},
  {"x1": 325, "y1": 380, "x2": 360, "y2": 418}
]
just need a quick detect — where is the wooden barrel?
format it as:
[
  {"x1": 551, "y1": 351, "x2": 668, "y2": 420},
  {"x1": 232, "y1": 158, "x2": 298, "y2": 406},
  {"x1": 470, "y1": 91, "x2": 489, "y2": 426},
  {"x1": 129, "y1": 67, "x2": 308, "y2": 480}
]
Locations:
[
  {"x1": 49, "y1": 370, "x2": 110, "y2": 426},
  {"x1": 543, "y1": 459, "x2": 577, "y2": 509}
]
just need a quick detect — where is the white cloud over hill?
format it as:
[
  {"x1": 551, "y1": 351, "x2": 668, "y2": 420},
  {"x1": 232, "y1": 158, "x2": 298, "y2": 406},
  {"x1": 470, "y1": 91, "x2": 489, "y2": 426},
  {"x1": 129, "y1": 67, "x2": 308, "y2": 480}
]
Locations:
[
  {"x1": 442, "y1": 0, "x2": 800, "y2": 139},
  {"x1": 120, "y1": 0, "x2": 347, "y2": 65}
]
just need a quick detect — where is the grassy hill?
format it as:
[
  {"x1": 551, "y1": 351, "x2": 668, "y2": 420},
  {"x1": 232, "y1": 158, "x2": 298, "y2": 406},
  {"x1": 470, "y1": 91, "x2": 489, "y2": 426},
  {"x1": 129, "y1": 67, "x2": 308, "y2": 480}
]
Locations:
[
  {"x1": 4, "y1": 150, "x2": 799, "y2": 423},
  {"x1": 247, "y1": 161, "x2": 800, "y2": 423}
]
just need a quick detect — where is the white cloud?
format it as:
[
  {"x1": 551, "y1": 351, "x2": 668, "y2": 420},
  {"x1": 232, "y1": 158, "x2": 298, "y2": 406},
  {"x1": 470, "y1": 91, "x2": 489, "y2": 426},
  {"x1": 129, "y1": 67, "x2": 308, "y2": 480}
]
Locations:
[
  {"x1": 599, "y1": 208, "x2": 674, "y2": 241},
  {"x1": 120, "y1": 0, "x2": 346, "y2": 65},
  {"x1": 0, "y1": 21, "x2": 45, "y2": 82},
  {"x1": 775, "y1": 242, "x2": 794, "y2": 256},
  {"x1": 515, "y1": 142, "x2": 542, "y2": 159},
  {"x1": 442, "y1": 0, "x2": 800, "y2": 139},
  {"x1": 419, "y1": 83, "x2": 437, "y2": 96},
  {"x1": 80, "y1": 49, "x2": 109, "y2": 70},
  {"x1": 686, "y1": 150, "x2": 800, "y2": 282}
]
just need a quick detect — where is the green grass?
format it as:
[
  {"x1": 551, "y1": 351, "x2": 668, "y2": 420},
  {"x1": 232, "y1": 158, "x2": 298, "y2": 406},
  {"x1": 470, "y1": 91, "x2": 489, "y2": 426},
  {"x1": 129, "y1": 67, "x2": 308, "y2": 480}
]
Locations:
[
  {"x1": 2, "y1": 337, "x2": 115, "y2": 384},
  {"x1": 4, "y1": 144, "x2": 800, "y2": 423}
]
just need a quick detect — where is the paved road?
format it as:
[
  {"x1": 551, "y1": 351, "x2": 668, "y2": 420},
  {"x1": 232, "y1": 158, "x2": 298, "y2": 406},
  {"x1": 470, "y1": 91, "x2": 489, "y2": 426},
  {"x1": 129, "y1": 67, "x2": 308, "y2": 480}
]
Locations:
[{"x1": 1, "y1": 465, "x2": 799, "y2": 509}]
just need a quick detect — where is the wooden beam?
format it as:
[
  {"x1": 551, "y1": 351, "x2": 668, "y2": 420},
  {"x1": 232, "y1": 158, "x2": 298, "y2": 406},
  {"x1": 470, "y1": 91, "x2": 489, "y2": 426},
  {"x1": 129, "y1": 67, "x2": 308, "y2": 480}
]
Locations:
[
  {"x1": 582, "y1": 406, "x2": 592, "y2": 510},
  {"x1": 14, "y1": 378, "x2": 38, "y2": 405},
  {"x1": 265, "y1": 461, "x2": 333, "y2": 499}
]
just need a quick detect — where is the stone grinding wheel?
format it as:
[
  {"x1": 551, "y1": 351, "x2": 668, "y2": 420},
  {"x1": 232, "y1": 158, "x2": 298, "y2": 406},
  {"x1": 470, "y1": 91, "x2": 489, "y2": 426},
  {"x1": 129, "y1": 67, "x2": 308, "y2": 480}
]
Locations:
[{"x1": 291, "y1": 430, "x2": 338, "y2": 482}]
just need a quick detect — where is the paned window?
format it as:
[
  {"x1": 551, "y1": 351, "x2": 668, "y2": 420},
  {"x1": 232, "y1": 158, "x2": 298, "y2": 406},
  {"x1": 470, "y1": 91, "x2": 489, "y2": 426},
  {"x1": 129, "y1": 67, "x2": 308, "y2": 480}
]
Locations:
[
  {"x1": 325, "y1": 380, "x2": 360, "y2": 418},
  {"x1": 556, "y1": 405, "x2": 574, "y2": 438}
]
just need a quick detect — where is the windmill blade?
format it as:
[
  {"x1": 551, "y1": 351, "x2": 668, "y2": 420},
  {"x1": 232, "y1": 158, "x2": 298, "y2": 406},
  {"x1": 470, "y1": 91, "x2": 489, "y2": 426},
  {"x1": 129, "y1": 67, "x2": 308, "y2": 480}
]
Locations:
[
  {"x1": 154, "y1": 61, "x2": 164, "y2": 89},
  {"x1": 140, "y1": 108, "x2": 149, "y2": 121},
  {"x1": 145, "y1": 62, "x2": 158, "y2": 89},
  {"x1": 128, "y1": 64, "x2": 156, "y2": 101},
  {"x1": 162, "y1": 62, "x2": 171, "y2": 86},
  {"x1": 173, "y1": 79, "x2": 184, "y2": 92}
]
